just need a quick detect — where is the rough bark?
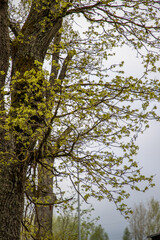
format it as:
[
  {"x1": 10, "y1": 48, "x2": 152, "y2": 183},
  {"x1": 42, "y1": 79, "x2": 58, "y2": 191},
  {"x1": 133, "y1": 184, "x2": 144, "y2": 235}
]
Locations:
[
  {"x1": 0, "y1": 0, "x2": 9, "y2": 152},
  {"x1": 0, "y1": 1, "x2": 24, "y2": 239},
  {"x1": 0, "y1": 163, "x2": 27, "y2": 240},
  {"x1": 0, "y1": 0, "x2": 9, "y2": 111},
  {"x1": 34, "y1": 159, "x2": 56, "y2": 239}
]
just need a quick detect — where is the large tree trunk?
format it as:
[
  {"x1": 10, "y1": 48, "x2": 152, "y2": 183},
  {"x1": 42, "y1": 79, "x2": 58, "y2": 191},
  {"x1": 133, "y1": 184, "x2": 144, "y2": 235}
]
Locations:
[
  {"x1": 0, "y1": 1, "x2": 25, "y2": 239},
  {"x1": 0, "y1": 0, "x2": 9, "y2": 112},
  {"x1": 0, "y1": 163, "x2": 27, "y2": 240},
  {"x1": 34, "y1": 159, "x2": 56, "y2": 239},
  {"x1": 33, "y1": 30, "x2": 62, "y2": 240},
  {"x1": 0, "y1": 1, "x2": 63, "y2": 239}
]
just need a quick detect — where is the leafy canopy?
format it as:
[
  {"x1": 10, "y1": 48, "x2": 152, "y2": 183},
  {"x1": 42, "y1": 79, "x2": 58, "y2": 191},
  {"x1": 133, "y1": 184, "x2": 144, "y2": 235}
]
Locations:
[{"x1": 4, "y1": 0, "x2": 160, "y2": 217}]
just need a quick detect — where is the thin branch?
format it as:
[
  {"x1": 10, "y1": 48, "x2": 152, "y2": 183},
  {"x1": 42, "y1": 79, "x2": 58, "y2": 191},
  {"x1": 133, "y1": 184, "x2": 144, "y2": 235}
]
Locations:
[
  {"x1": 66, "y1": 1, "x2": 102, "y2": 15},
  {"x1": 21, "y1": 221, "x2": 37, "y2": 240}
]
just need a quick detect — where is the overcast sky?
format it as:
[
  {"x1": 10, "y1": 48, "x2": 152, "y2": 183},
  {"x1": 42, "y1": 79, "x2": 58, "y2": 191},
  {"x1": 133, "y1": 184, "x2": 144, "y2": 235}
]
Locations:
[
  {"x1": 88, "y1": 118, "x2": 160, "y2": 240},
  {"x1": 85, "y1": 46, "x2": 160, "y2": 240}
]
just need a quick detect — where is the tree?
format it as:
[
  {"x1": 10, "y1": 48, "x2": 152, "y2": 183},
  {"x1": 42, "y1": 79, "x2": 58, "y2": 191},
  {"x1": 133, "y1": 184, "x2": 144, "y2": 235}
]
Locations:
[
  {"x1": 1, "y1": 0, "x2": 160, "y2": 239},
  {"x1": 123, "y1": 227, "x2": 132, "y2": 240},
  {"x1": 129, "y1": 202, "x2": 146, "y2": 240},
  {"x1": 129, "y1": 198, "x2": 160, "y2": 240},
  {"x1": 145, "y1": 198, "x2": 160, "y2": 236},
  {"x1": 52, "y1": 208, "x2": 96, "y2": 240},
  {"x1": 89, "y1": 224, "x2": 109, "y2": 240}
]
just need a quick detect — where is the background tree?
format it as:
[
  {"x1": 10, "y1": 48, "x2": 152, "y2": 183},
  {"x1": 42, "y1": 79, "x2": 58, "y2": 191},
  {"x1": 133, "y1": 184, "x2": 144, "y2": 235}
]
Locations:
[
  {"x1": 1, "y1": 1, "x2": 160, "y2": 239},
  {"x1": 89, "y1": 224, "x2": 109, "y2": 240},
  {"x1": 145, "y1": 198, "x2": 160, "y2": 237},
  {"x1": 52, "y1": 211, "x2": 94, "y2": 240},
  {"x1": 129, "y1": 202, "x2": 146, "y2": 240},
  {"x1": 129, "y1": 198, "x2": 160, "y2": 240},
  {"x1": 123, "y1": 227, "x2": 132, "y2": 240}
]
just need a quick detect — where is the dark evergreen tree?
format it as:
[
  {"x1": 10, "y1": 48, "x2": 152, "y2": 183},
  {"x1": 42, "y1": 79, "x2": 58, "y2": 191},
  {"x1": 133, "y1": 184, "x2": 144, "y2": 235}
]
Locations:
[
  {"x1": 123, "y1": 227, "x2": 132, "y2": 240},
  {"x1": 89, "y1": 224, "x2": 109, "y2": 240}
]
